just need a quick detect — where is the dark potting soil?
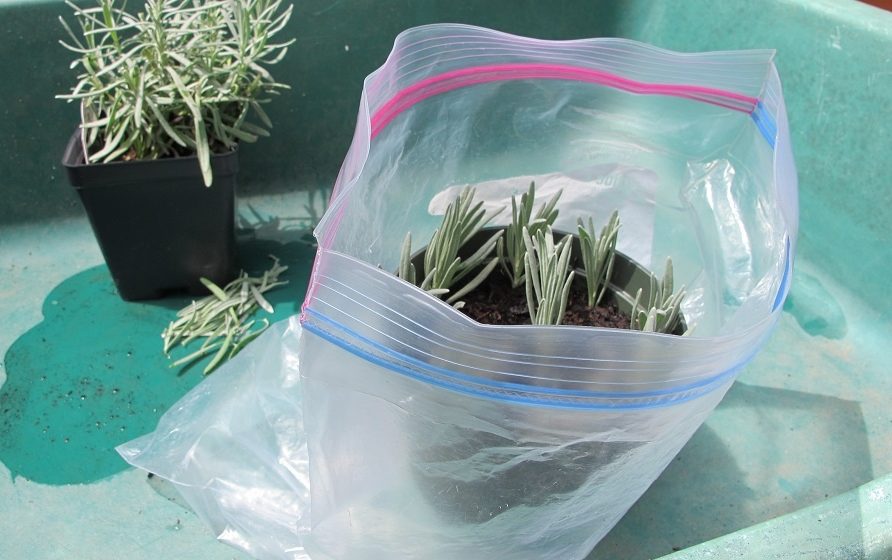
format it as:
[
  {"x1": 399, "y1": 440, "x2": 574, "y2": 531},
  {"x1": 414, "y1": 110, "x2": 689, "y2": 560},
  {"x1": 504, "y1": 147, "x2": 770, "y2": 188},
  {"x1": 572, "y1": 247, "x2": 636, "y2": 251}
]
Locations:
[{"x1": 458, "y1": 271, "x2": 631, "y2": 328}]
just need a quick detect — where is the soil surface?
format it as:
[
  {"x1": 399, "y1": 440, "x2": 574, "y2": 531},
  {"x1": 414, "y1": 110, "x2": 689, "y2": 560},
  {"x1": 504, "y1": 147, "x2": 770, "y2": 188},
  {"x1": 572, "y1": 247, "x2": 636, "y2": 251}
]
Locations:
[{"x1": 458, "y1": 271, "x2": 630, "y2": 328}]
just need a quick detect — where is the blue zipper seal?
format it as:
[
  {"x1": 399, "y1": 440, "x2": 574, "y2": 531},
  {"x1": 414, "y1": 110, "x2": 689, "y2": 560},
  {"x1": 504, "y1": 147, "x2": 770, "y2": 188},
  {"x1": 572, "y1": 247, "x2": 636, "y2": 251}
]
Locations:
[
  {"x1": 301, "y1": 308, "x2": 756, "y2": 411},
  {"x1": 752, "y1": 100, "x2": 777, "y2": 148}
]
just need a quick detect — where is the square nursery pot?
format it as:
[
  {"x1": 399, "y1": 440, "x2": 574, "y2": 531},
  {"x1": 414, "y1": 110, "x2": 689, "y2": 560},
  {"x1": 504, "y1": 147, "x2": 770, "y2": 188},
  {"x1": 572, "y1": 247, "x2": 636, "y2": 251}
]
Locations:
[
  {"x1": 62, "y1": 131, "x2": 238, "y2": 301},
  {"x1": 410, "y1": 226, "x2": 687, "y2": 334},
  {"x1": 408, "y1": 226, "x2": 686, "y2": 523}
]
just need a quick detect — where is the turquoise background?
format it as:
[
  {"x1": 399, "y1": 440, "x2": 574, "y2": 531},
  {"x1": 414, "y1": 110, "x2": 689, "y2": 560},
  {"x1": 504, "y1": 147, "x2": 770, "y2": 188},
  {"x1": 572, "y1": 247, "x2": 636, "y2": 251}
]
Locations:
[{"x1": 0, "y1": 1, "x2": 889, "y2": 558}]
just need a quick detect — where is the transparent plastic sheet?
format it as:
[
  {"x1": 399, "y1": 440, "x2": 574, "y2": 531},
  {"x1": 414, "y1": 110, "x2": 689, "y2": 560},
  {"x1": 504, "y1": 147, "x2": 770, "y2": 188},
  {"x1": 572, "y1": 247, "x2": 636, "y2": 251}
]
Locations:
[
  {"x1": 118, "y1": 318, "x2": 311, "y2": 560},
  {"x1": 297, "y1": 328, "x2": 741, "y2": 560},
  {"x1": 120, "y1": 24, "x2": 797, "y2": 560}
]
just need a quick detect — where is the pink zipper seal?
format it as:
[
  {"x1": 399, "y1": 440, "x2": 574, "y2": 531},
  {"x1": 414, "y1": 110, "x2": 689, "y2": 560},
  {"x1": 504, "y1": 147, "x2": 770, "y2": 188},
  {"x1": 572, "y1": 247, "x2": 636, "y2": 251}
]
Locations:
[
  {"x1": 370, "y1": 63, "x2": 760, "y2": 139},
  {"x1": 316, "y1": 62, "x2": 763, "y2": 255}
]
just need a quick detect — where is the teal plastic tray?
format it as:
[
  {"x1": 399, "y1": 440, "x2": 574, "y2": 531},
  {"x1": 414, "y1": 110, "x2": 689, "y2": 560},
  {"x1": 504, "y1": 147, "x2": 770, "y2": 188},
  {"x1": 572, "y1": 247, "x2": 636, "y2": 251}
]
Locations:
[{"x1": 1, "y1": 1, "x2": 890, "y2": 558}]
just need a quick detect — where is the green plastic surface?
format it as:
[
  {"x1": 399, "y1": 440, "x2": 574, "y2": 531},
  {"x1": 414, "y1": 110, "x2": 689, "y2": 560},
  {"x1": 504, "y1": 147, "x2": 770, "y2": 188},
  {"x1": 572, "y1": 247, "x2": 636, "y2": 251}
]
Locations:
[
  {"x1": 1, "y1": 0, "x2": 890, "y2": 558},
  {"x1": 661, "y1": 473, "x2": 892, "y2": 559},
  {"x1": 0, "y1": 240, "x2": 313, "y2": 485}
]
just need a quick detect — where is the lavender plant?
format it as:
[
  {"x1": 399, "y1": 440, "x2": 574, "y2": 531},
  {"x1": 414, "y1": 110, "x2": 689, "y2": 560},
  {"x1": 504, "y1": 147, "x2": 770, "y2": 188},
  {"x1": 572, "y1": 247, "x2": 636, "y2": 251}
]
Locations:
[
  {"x1": 162, "y1": 256, "x2": 288, "y2": 374},
  {"x1": 629, "y1": 257, "x2": 686, "y2": 334},
  {"x1": 523, "y1": 226, "x2": 575, "y2": 326},
  {"x1": 398, "y1": 186, "x2": 504, "y2": 306},
  {"x1": 396, "y1": 184, "x2": 685, "y2": 334},
  {"x1": 497, "y1": 182, "x2": 562, "y2": 288},
  {"x1": 58, "y1": 0, "x2": 293, "y2": 186},
  {"x1": 577, "y1": 210, "x2": 620, "y2": 307}
]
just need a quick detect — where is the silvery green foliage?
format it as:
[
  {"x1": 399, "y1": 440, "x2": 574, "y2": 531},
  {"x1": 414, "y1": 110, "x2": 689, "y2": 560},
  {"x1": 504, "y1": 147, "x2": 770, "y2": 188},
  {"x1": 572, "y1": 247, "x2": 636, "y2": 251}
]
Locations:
[
  {"x1": 577, "y1": 210, "x2": 620, "y2": 307},
  {"x1": 162, "y1": 256, "x2": 288, "y2": 374},
  {"x1": 497, "y1": 182, "x2": 562, "y2": 288},
  {"x1": 398, "y1": 232, "x2": 419, "y2": 284},
  {"x1": 523, "y1": 226, "x2": 575, "y2": 326},
  {"x1": 398, "y1": 186, "x2": 504, "y2": 307},
  {"x1": 630, "y1": 258, "x2": 686, "y2": 334},
  {"x1": 59, "y1": 0, "x2": 293, "y2": 186}
]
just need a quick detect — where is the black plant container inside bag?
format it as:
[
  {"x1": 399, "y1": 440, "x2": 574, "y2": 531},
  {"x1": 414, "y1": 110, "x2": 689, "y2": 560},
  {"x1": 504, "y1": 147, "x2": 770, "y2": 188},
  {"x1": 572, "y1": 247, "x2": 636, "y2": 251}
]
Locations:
[{"x1": 62, "y1": 132, "x2": 238, "y2": 301}]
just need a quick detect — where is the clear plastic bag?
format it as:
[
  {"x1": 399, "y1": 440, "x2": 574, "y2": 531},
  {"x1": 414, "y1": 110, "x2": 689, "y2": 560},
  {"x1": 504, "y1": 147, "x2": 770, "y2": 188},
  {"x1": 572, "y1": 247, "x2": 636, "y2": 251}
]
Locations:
[
  {"x1": 119, "y1": 318, "x2": 311, "y2": 560},
  {"x1": 121, "y1": 24, "x2": 797, "y2": 560},
  {"x1": 301, "y1": 23, "x2": 797, "y2": 559}
]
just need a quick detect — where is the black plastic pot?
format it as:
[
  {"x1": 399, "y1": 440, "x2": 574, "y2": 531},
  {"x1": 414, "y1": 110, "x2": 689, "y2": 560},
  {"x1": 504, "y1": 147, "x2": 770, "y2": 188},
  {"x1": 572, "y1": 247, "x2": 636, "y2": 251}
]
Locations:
[
  {"x1": 62, "y1": 132, "x2": 237, "y2": 300},
  {"x1": 408, "y1": 226, "x2": 686, "y2": 524}
]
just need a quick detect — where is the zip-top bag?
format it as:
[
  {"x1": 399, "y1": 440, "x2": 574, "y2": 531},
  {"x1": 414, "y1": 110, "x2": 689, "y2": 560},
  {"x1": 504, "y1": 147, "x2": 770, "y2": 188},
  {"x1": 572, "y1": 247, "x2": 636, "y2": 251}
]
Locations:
[{"x1": 299, "y1": 25, "x2": 796, "y2": 558}]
